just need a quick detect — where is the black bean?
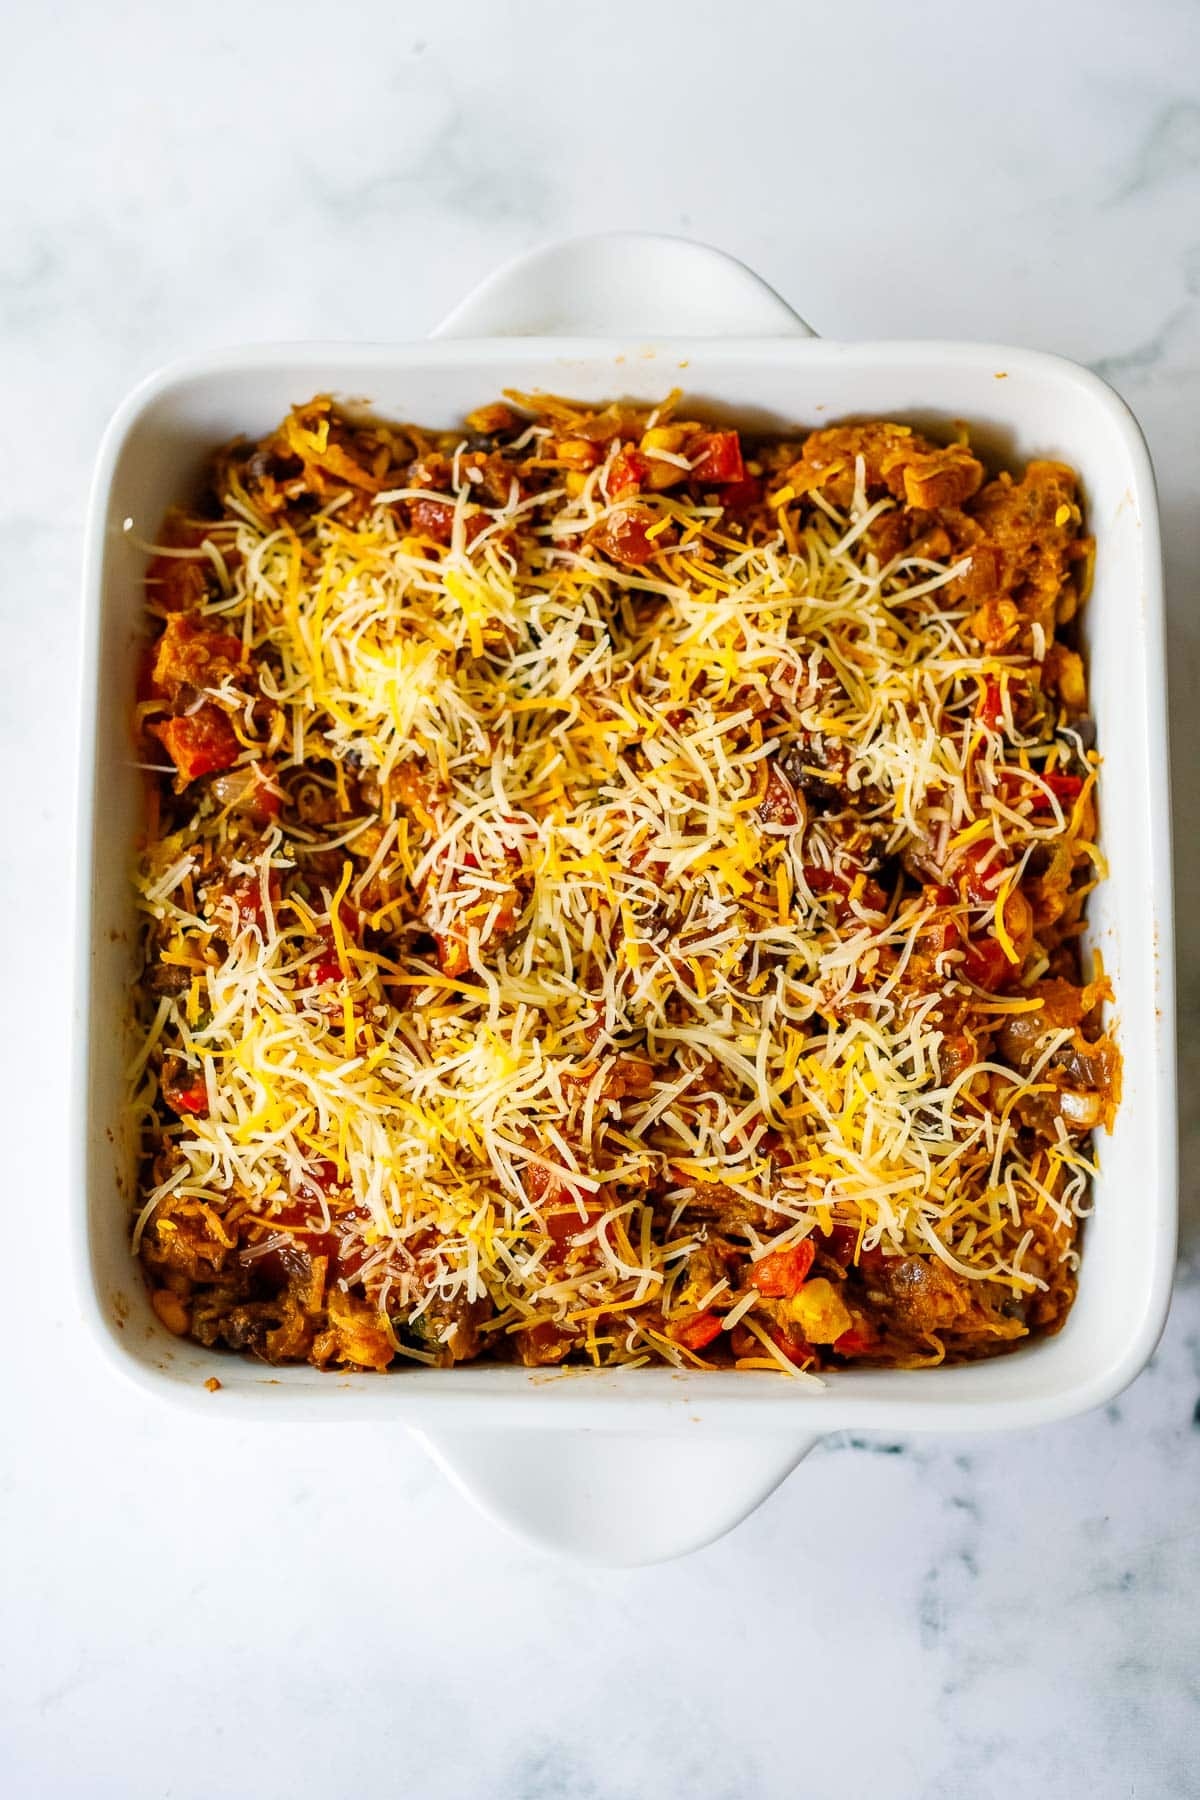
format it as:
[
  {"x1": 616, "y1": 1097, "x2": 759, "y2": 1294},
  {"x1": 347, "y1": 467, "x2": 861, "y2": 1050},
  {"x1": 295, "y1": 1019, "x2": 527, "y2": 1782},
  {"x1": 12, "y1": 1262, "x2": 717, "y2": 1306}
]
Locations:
[{"x1": 147, "y1": 962, "x2": 190, "y2": 996}]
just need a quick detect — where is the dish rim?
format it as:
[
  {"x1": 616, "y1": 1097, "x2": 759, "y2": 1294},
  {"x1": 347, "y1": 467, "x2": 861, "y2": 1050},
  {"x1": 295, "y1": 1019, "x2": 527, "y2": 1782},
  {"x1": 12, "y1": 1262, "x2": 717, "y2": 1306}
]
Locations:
[{"x1": 74, "y1": 330, "x2": 1177, "y2": 1434}]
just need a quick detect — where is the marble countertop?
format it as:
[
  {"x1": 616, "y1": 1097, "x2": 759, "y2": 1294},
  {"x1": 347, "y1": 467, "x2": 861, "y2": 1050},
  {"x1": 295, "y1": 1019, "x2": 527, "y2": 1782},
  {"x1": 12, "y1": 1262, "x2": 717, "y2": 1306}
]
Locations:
[{"x1": 2, "y1": 1, "x2": 1198, "y2": 1794}]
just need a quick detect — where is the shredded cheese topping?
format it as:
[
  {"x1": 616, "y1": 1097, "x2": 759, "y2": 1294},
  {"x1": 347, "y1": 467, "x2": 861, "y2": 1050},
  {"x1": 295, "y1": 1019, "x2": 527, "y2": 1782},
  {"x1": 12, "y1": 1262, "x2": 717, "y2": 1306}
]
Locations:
[{"x1": 129, "y1": 397, "x2": 1112, "y2": 1373}]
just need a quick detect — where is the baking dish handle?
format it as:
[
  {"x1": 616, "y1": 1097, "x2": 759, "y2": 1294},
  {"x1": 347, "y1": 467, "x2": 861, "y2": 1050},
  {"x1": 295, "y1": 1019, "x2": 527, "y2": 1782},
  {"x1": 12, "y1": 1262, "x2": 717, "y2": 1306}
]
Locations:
[
  {"x1": 431, "y1": 231, "x2": 815, "y2": 339},
  {"x1": 415, "y1": 1427, "x2": 820, "y2": 1565},
  {"x1": 423, "y1": 233, "x2": 816, "y2": 1564}
]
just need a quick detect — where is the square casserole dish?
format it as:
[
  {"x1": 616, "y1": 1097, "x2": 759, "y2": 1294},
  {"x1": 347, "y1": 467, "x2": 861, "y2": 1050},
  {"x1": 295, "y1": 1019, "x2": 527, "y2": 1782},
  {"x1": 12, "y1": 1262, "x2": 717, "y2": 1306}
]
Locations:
[{"x1": 76, "y1": 235, "x2": 1177, "y2": 1563}]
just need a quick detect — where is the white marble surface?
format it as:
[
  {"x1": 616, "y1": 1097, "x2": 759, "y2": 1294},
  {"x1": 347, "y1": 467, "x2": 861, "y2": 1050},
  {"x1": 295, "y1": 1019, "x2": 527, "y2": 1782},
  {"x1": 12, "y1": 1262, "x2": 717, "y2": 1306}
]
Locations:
[{"x1": 2, "y1": 2, "x2": 1198, "y2": 1794}]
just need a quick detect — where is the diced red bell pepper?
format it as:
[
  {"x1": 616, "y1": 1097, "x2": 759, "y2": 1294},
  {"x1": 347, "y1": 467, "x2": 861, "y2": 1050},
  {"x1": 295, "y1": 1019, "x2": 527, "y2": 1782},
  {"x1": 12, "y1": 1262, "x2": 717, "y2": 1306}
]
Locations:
[
  {"x1": 749, "y1": 1240, "x2": 816, "y2": 1297},
  {"x1": 690, "y1": 430, "x2": 745, "y2": 485},
  {"x1": 671, "y1": 1311, "x2": 724, "y2": 1352},
  {"x1": 607, "y1": 446, "x2": 648, "y2": 500},
  {"x1": 153, "y1": 706, "x2": 241, "y2": 784}
]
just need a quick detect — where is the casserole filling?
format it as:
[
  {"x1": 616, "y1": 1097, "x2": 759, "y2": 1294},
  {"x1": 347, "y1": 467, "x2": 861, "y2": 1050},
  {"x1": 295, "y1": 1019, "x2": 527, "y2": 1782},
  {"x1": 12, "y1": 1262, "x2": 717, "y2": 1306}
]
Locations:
[{"x1": 129, "y1": 394, "x2": 1118, "y2": 1374}]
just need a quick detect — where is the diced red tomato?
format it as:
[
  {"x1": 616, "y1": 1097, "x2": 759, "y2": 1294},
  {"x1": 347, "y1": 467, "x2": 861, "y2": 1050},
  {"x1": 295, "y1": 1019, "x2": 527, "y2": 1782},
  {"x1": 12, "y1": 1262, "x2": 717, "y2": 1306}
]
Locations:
[
  {"x1": 961, "y1": 933, "x2": 1010, "y2": 991},
  {"x1": 149, "y1": 614, "x2": 245, "y2": 702},
  {"x1": 671, "y1": 1311, "x2": 724, "y2": 1352},
  {"x1": 805, "y1": 865, "x2": 875, "y2": 898},
  {"x1": 434, "y1": 926, "x2": 470, "y2": 978},
  {"x1": 163, "y1": 1072, "x2": 208, "y2": 1116},
  {"x1": 922, "y1": 909, "x2": 961, "y2": 956},
  {"x1": 955, "y1": 838, "x2": 1009, "y2": 904},
  {"x1": 217, "y1": 867, "x2": 280, "y2": 935},
  {"x1": 226, "y1": 875, "x2": 265, "y2": 930},
  {"x1": 297, "y1": 1159, "x2": 339, "y2": 1198},
  {"x1": 542, "y1": 1206, "x2": 601, "y2": 1250},
  {"x1": 920, "y1": 883, "x2": 960, "y2": 954},
  {"x1": 803, "y1": 864, "x2": 888, "y2": 915},
  {"x1": 525, "y1": 1163, "x2": 604, "y2": 1263},
  {"x1": 769, "y1": 1326, "x2": 818, "y2": 1368},
  {"x1": 978, "y1": 675, "x2": 1005, "y2": 732},
  {"x1": 517, "y1": 1320, "x2": 575, "y2": 1365},
  {"x1": 310, "y1": 944, "x2": 342, "y2": 985},
  {"x1": 833, "y1": 1326, "x2": 877, "y2": 1356},
  {"x1": 242, "y1": 1196, "x2": 364, "y2": 1289},
  {"x1": 589, "y1": 504, "x2": 664, "y2": 566},
  {"x1": 526, "y1": 1162, "x2": 594, "y2": 1223},
  {"x1": 409, "y1": 498, "x2": 455, "y2": 543},
  {"x1": 749, "y1": 1240, "x2": 816, "y2": 1297},
  {"x1": 817, "y1": 1223, "x2": 861, "y2": 1267},
  {"x1": 717, "y1": 475, "x2": 763, "y2": 512},
  {"x1": 145, "y1": 513, "x2": 215, "y2": 614},
  {"x1": 248, "y1": 764, "x2": 282, "y2": 819},
  {"x1": 759, "y1": 763, "x2": 801, "y2": 828},
  {"x1": 146, "y1": 554, "x2": 209, "y2": 614},
  {"x1": 997, "y1": 768, "x2": 1084, "y2": 812},
  {"x1": 606, "y1": 446, "x2": 648, "y2": 500},
  {"x1": 209, "y1": 760, "x2": 281, "y2": 823},
  {"x1": 524, "y1": 1162, "x2": 559, "y2": 1207},
  {"x1": 308, "y1": 902, "x2": 360, "y2": 985},
  {"x1": 407, "y1": 497, "x2": 490, "y2": 549},
  {"x1": 1040, "y1": 772, "x2": 1083, "y2": 805},
  {"x1": 690, "y1": 430, "x2": 745, "y2": 485},
  {"x1": 310, "y1": 908, "x2": 361, "y2": 984},
  {"x1": 153, "y1": 706, "x2": 241, "y2": 784},
  {"x1": 804, "y1": 867, "x2": 846, "y2": 896}
]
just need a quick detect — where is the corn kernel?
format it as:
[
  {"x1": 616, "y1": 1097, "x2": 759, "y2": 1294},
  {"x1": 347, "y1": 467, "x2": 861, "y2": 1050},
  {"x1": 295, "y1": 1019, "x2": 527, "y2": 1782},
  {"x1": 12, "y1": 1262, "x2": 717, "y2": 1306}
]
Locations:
[
  {"x1": 556, "y1": 438, "x2": 598, "y2": 471},
  {"x1": 784, "y1": 1277, "x2": 852, "y2": 1343},
  {"x1": 640, "y1": 425, "x2": 687, "y2": 454}
]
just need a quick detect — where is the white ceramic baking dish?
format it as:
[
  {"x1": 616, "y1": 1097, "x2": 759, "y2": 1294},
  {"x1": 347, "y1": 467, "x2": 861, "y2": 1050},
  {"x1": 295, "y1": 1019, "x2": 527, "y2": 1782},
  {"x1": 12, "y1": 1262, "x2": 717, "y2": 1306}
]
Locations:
[{"x1": 76, "y1": 234, "x2": 1177, "y2": 1565}]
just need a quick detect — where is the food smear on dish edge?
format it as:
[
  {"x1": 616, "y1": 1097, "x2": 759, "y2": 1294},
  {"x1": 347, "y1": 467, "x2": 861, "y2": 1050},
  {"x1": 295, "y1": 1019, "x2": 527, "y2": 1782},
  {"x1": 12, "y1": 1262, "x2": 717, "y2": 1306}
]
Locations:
[{"x1": 128, "y1": 394, "x2": 1119, "y2": 1376}]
